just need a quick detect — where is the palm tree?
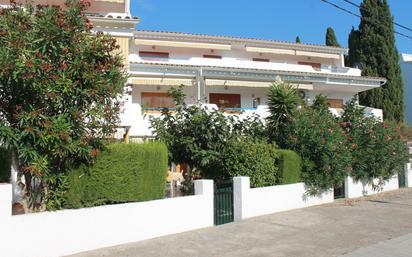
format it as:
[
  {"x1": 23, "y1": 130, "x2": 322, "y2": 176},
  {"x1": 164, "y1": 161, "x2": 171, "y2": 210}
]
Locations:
[{"x1": 267, "y1": 81, "x2": 300, "y2": 145}]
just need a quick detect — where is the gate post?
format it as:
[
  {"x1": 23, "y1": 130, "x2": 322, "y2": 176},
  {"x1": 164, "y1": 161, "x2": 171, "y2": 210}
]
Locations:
[
  {"x1": 194, "y1": 179, "x2": 214, "y2": 226},
  {"x1": 233, "y1": 177, "x2": 250, "y2": 222},
  {"x1": 406, "y1": 162, "x2": 412, "y2": 188}
]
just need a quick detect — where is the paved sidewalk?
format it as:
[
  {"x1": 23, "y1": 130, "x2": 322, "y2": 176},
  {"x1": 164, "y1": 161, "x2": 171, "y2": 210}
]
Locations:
[
  {"x1": 339, "y1": 233, "x2": 412, "y2": 257},
  {"x1": 69, "y1": 188, "x2": 412, "y2": 257}
]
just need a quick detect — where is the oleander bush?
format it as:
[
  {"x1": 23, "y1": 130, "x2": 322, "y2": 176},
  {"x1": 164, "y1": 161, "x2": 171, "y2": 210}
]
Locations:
[
  {"x1": 277, "y1": 149, "x2": 302, "y2": 185},
  {"x1": 283, "y1": 106, "x2": 352, "y2": 191},
  {"x1": 63, "y1": 143, "x2": 168, "y2": 209},
  {"x1": 0, "y1": 0, "x2": 127, "y2": 210},
  {"x1": 0, "y1": 147, "x2": 12, "y2": 183},
  {"x1": 340, "y1": 99, "x2": 408, "y2": 186}
]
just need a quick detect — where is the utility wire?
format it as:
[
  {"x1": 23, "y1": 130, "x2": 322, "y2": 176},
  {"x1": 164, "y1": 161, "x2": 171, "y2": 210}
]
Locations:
[
  {"x1": 341, "y1": 0, "x2": 412, "y2": 33},
  {"x1": 320, "y1": 0, "x2": 412, "y2": 40}
]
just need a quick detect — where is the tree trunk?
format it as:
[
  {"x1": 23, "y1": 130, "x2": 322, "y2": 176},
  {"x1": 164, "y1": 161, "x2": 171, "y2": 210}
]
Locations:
[{"x1": 11, "y1": 151, "x2": 23, "y2": 203}]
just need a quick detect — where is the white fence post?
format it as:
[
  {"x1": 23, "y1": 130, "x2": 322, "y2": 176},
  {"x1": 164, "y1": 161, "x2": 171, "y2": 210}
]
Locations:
[
  {"x1": 345, "y1": 176, "x2": 364, "y2": 198},
  {"x1": 406, "y1": 162, "x2": 412, "y2": 188},
  {"x1": 0, "y1": 184, "x2": 12, "y2": 222},
  {"x1": 233, "y1": 176, "x2": 250, "y2": 222},
  {"x1": 194, "y1": 179, "x2": 214, "y2": 226}
]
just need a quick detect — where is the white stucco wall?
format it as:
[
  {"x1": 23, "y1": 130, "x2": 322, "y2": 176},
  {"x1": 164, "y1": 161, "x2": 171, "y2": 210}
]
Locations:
[
  {"x1": 0, "y1": 180, "x2": 214, "y2": 257},
  {"x1": 233, "y1": 177, "x2": 334, "y2": 221},
  {"x1": 344, "y1": 176, "x2": 399, "y2": 199}
]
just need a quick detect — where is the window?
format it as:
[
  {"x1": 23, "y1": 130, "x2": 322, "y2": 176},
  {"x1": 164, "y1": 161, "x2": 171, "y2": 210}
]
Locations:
[
  {"x1": 253, "y1": 58, "x2": 270, "y2": 62},
  {"x1": 326, "y1": 98, "x2": 344, "y2": 108},
  {"x1": 141, "y1": 92, "x2": 175, "y2": 111},
  {"x1": 209, "y1": 93, "x2": 241, "y2": 108},
  {"x1": 139, "y1": 51, "x2": 169, "y2": 61},
  {"x1": 298, "y1": 61, "x2": 321, "y2": 70},
  {"x1": 203, "y1": 55, "x2": 222, "y2": 59}
]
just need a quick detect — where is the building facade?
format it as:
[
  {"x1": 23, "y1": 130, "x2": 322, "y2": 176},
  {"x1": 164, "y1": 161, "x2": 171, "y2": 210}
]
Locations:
[
  {"x1": 122, "y1": 30, "x2": 385, "y2": 139},
  {"x1": 2, "y1": 0, "x2": 386, "y2": 140}
]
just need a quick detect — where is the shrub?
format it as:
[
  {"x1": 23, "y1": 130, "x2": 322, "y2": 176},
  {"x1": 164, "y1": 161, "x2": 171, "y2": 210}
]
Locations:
[
  {"x1": 0, "y1": 1, "x2": 127, "y2": 210},
  {"x1": 277, "y1": 149, "x2": 302, "y2": 185},
  {"x1": 0, "y1": 147, "x2": 11, "y2": 183},
  {"x1": 63, "y1": 143, "x2": 168, "y2": 209},
  {"x1": 218, "y1": 138, "x2": 279, "y2": 188},
  {"x1": 340, "y1": 99, "x2": 409, "y2": 185},
  {"x1": 282, "y1": 107, "x2": 352, "y2": 191},
  {"x1": 151, "y1": 86, "x2": 267, "y2": 181}
]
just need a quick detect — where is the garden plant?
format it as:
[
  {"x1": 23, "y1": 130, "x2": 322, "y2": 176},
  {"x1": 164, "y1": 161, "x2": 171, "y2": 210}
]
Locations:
[{"x1": 0, "y1": 0, "x2": 126, "y2": 210}]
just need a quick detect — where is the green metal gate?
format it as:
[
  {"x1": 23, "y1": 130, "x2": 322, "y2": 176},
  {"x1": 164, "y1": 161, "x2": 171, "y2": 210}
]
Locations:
[
  {"x1": 214, "y1": 180, "x2": 234, "y2": 226},
  {"x1": 334, "y1": 181, "x2": 345, "y2": 199},
  {"x1": 399, "y1": 171, "x2": 406, "y2": 188}
]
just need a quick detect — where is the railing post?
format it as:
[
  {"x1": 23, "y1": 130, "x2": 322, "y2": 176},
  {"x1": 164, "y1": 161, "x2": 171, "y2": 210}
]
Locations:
[
  {"x1": 194, "y1": 179, "x2": 214, "y2": 226},
  {"x1": 233, "y1": 176, "x2": 250, "y2": 222}
]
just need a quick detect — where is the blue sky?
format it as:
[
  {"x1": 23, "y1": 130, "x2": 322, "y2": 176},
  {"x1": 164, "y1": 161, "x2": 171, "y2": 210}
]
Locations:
[{"x1": 130, "y1": 0, "x2": 412, "y2": 54}]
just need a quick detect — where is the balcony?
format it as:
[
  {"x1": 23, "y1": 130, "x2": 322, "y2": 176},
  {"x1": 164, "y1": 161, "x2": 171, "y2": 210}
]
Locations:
[{"x1": 129, "y1": 54, "x2": 362, "y2": 77}]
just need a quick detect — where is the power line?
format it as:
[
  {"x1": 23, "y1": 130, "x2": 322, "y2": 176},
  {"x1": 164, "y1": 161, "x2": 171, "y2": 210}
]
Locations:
[
  {"x1": 320, "y1": 0, "x2": 412, "y2": 40},
  {"x1": 341, "y1": 0, "x2": 412, "y2": 33}
]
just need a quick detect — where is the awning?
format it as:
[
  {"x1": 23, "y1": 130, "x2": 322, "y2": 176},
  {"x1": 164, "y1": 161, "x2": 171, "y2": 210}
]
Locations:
[
  {"x1": 245, "y1": 46, "x2": 340, "y2": 59},
  {"x1": 129, "y1": 62, "x2": 386, "y2": 89},
  {"x1": 245, "y1": 46, "x2": 295, "y2": 56},
  {"x1": 205, "y1": 79, "x2": 313, "y2": 90},
  {"x1": 295, "y1": 50, "x2": 340, "y2": 60},
  {"x1": 135, "y1": 39, "x2": 232, "y2": 50},
  {"x1": 129, "y1": 77, "x2": 195, "y2": 86}
]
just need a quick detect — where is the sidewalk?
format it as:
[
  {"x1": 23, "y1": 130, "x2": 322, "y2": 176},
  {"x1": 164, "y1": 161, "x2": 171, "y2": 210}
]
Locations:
[
  {"x1": 340, "y1": 233, "x2": 412, "y2": 257},
  {"x1": 69, "y1": 188, "x2": 412, "y2": 257}
]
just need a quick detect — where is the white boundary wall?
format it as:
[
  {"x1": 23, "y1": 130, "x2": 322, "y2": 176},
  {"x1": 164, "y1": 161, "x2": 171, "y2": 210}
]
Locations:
[
  {"x1": 0, "y1": 180, "x2": 213, "y2": 257},
  {"x1": 345, "y1": 176, "x2": 399, "y2": 199},
  {"x1": 233, "y1": 177, "x2": 334, "y2": 221}
]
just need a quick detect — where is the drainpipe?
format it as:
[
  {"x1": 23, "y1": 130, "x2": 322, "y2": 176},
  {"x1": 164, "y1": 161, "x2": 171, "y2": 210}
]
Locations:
[{"x1": 197, "y1": 67, "x2": 203, "y2": 102}]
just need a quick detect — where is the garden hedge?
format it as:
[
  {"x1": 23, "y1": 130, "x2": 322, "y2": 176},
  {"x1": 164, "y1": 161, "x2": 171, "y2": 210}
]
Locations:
[
  {"x1": 219, "y1": 138, "x2": 279, "y2": 188},
  {"x1": 63, "y1": 142, "x2": 168, "y2": 209},
  {"x1": 276, "y1": 149, "x2": 302, "y2": 185},
  {"x1": 0, "y1": 147, "x2": 11, "y2": 183}
]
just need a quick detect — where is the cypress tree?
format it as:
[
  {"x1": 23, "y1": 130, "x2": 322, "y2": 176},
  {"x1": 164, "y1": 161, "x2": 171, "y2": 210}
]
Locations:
[
  {"x1": 348, "y1": 0, "x2": 404, "y2": 122},
  {"x1": 295, "y1": 36, "x2": 301, "y2": 43},
  {"x1": 346, "y1": 27, "x2": 361, "y2": 67},
  {"x1": 325, "y1": 27, "x2": 341, "y2": 47}
]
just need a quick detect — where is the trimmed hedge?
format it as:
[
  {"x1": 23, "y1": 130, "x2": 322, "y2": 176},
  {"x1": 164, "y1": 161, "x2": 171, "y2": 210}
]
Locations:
[
  {"x1": 63, "y1": 142, "x2": 168, "y2": 209},
  {"x1": 277, "y1": 149, "x2": 302, "y2": 185},
  {"x1": 219, "y1": 138, "x2": 279, "y2": 188},
  {"x1": 0, "y1": 148, "x2": 11, "y2": 183}
]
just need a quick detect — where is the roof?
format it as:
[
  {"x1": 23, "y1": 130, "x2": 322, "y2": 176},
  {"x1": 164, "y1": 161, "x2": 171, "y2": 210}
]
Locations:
[
  {"x1": 135, "y1": 30, "x2": 348, "y2": 55},
  {"x1": 85, "y1": 12, "x2": 139, "y2": 22}
]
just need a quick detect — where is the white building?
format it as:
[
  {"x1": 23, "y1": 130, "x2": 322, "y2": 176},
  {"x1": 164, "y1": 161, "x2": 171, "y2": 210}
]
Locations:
[
  {"x1": 117, "y1": 29, "x2": 385, "y2": 139},
  {"x1": 401, "y1": 54, "x2": 412, "y2": 124},
  {"x1": 0, "y1": 0, "x2": 386, "y2": 140}
]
